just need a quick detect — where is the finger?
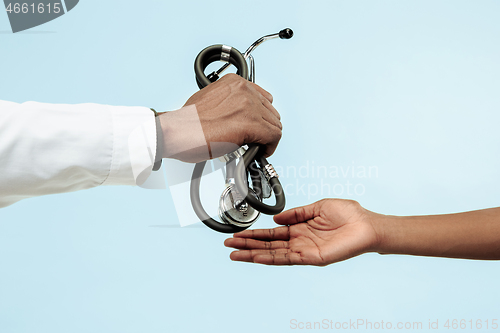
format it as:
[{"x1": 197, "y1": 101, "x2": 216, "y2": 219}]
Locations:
[
  {"x1": 229, "y1": 249, "x2": 291, "y2": 262},
  {"x1": 261, "y1": 113, "x2": 282, "y2": 132},
  {"x1": 273, "y1": 201, "x2": 324, "y2": 225},
  {"x1": 253, "y1": 253, "x2": 304, "y2": 265},
  {"x1": 260, "y1": 96, "x2": 281, "y2": 123},
  {"x1": 250, "y1": 82, "x2": 273, "y2": 103},
  {"x1": 224, "y1": 237, "x2": 289, "y2": 250},
  {"x1": 247, "y1": 121, "x2": 281, "y2": 157},
  {"x1": 232, "y1": 226, "x2": 290, "y2": 240},
  {"x1": 262, "y1": 137, "x2": 280, "y2": 158}
]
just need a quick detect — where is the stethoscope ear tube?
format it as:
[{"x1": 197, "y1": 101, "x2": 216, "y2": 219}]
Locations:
[{"x1": 194, "y1": 45, "x2": 248, "y2": 89}]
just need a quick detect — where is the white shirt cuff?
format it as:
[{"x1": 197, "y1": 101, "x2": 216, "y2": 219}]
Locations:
[{"x1": 102, "y1": 105, "x2": 157, "y2": 186}]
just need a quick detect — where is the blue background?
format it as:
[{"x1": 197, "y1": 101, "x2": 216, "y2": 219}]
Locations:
[{"x1": 1, "y1": 1, "x2": 500, "y2": 332}]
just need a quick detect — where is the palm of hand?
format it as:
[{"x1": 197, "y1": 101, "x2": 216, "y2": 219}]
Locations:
[{"x1": 224, "y1": 199, "x2": 379, "y2": 266}]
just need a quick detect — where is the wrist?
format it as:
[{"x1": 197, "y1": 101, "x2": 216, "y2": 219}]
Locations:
[
  {"x1": 158, "y1": 105, "x2": 209, "y2": 162},
  {"x1": 369, "y1": 212, "x2": 400, "y2": 255},
  {"x1": 157, "y1": 111, "x2": 174, "y2": 158}
]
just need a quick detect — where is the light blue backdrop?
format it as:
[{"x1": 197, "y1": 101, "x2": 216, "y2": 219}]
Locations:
[{"x1": 1, "y1": 1, "x2": 499, "y2": 332}]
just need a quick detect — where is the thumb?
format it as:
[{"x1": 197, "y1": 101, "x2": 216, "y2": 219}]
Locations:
[{"x1": 273, "y1": 200, "x2": 324, "y2": 225}]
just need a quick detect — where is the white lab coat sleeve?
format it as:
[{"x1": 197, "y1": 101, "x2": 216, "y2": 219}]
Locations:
[{"x1": 0, "y1": 100, "x2": 157, "y2": 208}]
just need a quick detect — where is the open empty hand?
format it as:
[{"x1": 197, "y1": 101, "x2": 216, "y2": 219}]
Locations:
[{"x1": 224, "y1": 199, "x2": 381, "y2": 266}]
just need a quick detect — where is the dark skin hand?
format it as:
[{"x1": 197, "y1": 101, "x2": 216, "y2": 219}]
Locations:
[
  {"x1": 159, "y1": 73, "x2": 282, "y2": 163},
  {"x1": 225, "y1": 198, "x2": 500, "y2": 266},
  {"x1": 224, "y1": 199, "x2": 379, "y2": 266}
]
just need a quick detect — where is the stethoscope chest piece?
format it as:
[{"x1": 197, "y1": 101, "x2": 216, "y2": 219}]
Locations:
[{"x1": 218, "y1": 185, "x2": 261, "y2": 228}]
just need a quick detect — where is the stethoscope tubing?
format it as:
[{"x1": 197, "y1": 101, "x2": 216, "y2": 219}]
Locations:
[{"x1": 190, "y1": 43, "x2": 285, "y2": 233}]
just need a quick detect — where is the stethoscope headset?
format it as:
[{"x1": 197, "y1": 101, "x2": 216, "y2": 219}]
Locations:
[{"x1": 190, "y1": 28, "x2": 293, "y2": 233}]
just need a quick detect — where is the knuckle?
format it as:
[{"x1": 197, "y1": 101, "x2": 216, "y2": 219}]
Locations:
[
  {"x1": 273, "y1": 129, "x2": 282, "y2": 142},
  {"x1": 267, "y1": 92, "x2": 274, "y2": 103},
  {"x1": 225, "y1": 73, "x2": 239, "y2": 81},
  {"x1": 298, "y1": 207, "x2": 306, "y2": 221},
  {"x1": 234, "y1": 77, "x2": 249, "y2": 90},
  {"x1": 240, "y1": 95, "x2": 253, "y2": 109}
]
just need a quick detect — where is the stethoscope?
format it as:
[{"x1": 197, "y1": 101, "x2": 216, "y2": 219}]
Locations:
[{"x1": 190, "y1": 28, "x2": 293, "y2": 233}]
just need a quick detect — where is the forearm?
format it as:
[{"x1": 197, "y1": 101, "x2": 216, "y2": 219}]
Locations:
[
  {"x1": 0, "y1": 100, "x2": 156, "y2": 208},
  {"x1": 373, "y1": 207, "x2": 500, "y2": 260}
]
